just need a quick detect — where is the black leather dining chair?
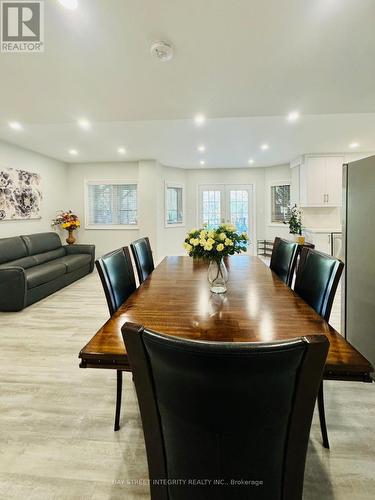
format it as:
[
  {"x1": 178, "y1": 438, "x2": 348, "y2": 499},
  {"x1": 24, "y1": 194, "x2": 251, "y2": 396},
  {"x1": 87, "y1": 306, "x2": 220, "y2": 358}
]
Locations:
[
  {"x1": 270, "y1": 237, "x2": 299, "y2": 287},
  {"x1": 122, "y1": 323, "x2": 329, "y2": 500},
  {"x1": 130, "y1": 237, "x2": 155, "y2": 284},
  {"x1": 95, "y1": 247, "x2": 136, "y2": 431},
  {"x1": 294, "y1": 247, "x2": 344, "y2": 449}
]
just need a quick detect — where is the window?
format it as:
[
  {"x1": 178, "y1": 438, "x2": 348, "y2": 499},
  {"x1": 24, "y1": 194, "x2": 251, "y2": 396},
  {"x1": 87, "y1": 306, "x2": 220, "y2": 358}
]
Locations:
[
  {"x1": 85, "y1": 180, "x2": 138, "y2": 229},
  {"x1": 271, "y1": 184, "x2": 291, "y2": 223},
  {"x1": 165, "y1": 183, "x2": 184, "y2": 227}
]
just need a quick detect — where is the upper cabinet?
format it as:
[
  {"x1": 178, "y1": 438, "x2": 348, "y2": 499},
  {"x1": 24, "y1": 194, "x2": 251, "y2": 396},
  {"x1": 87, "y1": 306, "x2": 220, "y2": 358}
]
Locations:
[{"x1": 298, "y1": 155, "x2": 344, "y2": 207}]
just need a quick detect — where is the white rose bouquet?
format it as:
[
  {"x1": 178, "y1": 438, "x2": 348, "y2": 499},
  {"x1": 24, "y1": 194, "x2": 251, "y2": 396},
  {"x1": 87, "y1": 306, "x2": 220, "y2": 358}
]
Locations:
[{"x1": 184, "y1": 223, "x2": 249, "y2": 261}]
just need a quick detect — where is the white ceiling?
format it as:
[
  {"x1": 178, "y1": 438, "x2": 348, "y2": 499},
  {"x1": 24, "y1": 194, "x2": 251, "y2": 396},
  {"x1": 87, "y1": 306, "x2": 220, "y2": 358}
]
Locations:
[{"x1": 0, "y1": 0, "x2": 374, "y2": 167}]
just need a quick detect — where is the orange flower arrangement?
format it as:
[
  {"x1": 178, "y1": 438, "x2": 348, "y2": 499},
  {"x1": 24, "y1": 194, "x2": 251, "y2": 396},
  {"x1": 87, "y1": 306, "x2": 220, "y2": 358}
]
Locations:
[
  {"x1": 51, "y1": 210, "x2": 81, "y2": 244},
  {"x1": 52, "y1": 210, "x2": 81, "y2": 230}
]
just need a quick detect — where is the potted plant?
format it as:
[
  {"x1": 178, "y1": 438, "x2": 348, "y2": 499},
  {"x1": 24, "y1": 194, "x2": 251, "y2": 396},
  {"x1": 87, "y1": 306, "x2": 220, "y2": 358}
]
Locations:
[
  {"x1": 51, "y1": 210, "x2": 81, "y2": 245},
  {"x1": 184, "y1": 224, "x2": 249, "y2": 293},
  {"x1": 286, "y1": 204, "x2": 305, "y2": 244}
]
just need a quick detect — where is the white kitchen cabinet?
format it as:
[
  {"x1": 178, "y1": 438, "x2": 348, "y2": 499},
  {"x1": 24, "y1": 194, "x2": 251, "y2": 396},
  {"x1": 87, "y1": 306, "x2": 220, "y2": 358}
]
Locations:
[
  {"x1": 303, "y1": 228, "x2": 341, "y2": 255},
  {"x1": 299, "y1": 156, "x2": 344, "y2": 207}
]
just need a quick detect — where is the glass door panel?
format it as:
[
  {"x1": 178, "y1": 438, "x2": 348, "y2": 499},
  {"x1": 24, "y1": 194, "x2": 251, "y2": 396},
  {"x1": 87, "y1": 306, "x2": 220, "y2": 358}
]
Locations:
[
  {"x1": 228, "y1": 189, "x2": 249, "y2": 234},
  {"x1": 199, "y1": 187, "x2": 224, "y2": 229}
]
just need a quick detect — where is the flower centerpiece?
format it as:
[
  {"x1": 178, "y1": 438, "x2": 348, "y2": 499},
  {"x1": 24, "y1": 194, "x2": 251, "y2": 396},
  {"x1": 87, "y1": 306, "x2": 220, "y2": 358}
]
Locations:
[
  {"x1": 184, "y1": 223, "x2": 249, "y2": 293},
  {"x1": 285, "y1": 204, "x2": 304, "y2": 244},
  {"x1": 51, "y1": 210, "x2": 81, "y2": 245}
]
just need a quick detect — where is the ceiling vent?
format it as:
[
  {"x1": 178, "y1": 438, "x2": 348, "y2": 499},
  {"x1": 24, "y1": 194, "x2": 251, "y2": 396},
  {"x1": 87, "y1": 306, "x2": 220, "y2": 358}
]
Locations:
[{"x1": 151, "y1": 41, "x2": 174, "y2": 62}]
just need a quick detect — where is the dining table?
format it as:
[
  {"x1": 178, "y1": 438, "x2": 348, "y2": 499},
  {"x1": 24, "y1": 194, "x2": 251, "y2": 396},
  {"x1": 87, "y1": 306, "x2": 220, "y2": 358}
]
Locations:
[{"x1": 79, "y1": 255, "x2": 373, "y2": 382}]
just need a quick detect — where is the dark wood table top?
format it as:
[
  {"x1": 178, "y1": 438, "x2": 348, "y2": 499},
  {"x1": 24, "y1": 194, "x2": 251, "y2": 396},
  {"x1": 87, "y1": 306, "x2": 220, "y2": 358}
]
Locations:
[{"x1": 79, "y1": 256, "x2": 373, "y2": 381}]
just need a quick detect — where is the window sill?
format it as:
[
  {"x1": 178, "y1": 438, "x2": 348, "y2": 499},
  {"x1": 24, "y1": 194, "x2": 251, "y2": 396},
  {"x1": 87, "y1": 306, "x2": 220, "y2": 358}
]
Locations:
[
  {"x1": 165, "y1": 224, "x2": 186, "y2": 229},
  {"x1": 85, "y1": 225, "x2": 139, "y2": 230}
]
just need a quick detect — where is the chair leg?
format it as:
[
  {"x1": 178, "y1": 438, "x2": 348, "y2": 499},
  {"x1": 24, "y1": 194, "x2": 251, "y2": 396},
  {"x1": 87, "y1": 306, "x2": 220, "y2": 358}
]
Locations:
[
  {"x1": 318, "y1": 380, "x2": 330, "y2": 449},
  {"x1": 114, "y1": 370, "x2": 123, "y2": 432}
]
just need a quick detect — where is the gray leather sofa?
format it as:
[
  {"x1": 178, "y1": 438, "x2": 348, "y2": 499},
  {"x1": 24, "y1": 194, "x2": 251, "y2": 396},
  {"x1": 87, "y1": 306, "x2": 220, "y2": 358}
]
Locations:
[{"x1": 0, "y1": 232, "x2": 95, "y2": 311}]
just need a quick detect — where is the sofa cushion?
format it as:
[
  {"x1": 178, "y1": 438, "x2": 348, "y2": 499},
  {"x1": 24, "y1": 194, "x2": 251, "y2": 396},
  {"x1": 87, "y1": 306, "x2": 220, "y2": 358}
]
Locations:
[
  {"x1": 25, "y1": 261, "x2": 66, "y2": 289},
  {"x1": 0, "y1": 256, "x2": 37, "y2": 270},
  {"x1": 33, "y1": 248, "x2": 66, "y2": 265},
  {"x1": 21, "y1": 232, "x2": 62, "y2": 256},
  {"x1": 57, "y1": 254, "x2": 92, "y2": 273},
  {"x1": 0, "y1": 236, "x2": 27, "y2": 264}
]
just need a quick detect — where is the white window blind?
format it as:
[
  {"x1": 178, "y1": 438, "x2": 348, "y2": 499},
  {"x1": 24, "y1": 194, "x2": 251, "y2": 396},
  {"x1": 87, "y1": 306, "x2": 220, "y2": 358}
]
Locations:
[
  {"x1": 166, "y1": 186, "x2": 183, "y2": 225},
  {"x1": 271, "y1": 184, "x2": 291, "y2": 223},
  {"x1": 87, "y1": 182, "x2": 137, "y2": 227}
]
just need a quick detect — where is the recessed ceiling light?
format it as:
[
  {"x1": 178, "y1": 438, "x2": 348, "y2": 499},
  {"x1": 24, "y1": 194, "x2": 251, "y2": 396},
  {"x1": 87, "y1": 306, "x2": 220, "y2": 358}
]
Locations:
[
  {"x1": 287, "y1": 111, "x2": 300, "y2": 122},
  {"x1": 9, "y1": 121, "x2": 22, "y2": 130},
  {"x1": 349, "y1": 142, "x2": 359, "y2": 149},
  {"x1": 117, "y1": 147, "x2": 126, "y2": 154},
  {"x1": 248, "y1": 158, "x2": 254, "y2": 164},
  {"x1": 261, "y1": 143, "x2": 269, "y2": 151},
  {"x1": 69, "y1": 149, "x2": 78, "y2": 156},
  {"x1": 198, "y1": 145, "x2": 206, "y2": 153},
  {"x1": 200, "y1": 160, "x2": 205, "y2": 166},
  {"x1": 194, "y1": 114, "x2": 206, "y2": 126},
  {"x1": 58, "y1": 0, "x2": 78, "y2": 9},
  {"x1": 78, "y1": 119, "x2": 91, "y2": 130}
]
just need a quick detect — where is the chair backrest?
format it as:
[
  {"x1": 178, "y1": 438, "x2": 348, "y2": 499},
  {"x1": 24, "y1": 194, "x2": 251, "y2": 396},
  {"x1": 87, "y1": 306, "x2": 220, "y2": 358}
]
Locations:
[
  {"x1": 95, "y1": 247, "x2": 136, "y2": 316},
  {"x1": 294, "y1": 247, "x2": 344, "y2": 322},
  {"x1": 130, "y1": 237, "x2": 155, "y2": 284},
  {"x1": 270, "y1": 237, "x2": 299, "y2": 286},
  {"x1": 122, "y1": 323, "x2": 329, "y2": 500}
]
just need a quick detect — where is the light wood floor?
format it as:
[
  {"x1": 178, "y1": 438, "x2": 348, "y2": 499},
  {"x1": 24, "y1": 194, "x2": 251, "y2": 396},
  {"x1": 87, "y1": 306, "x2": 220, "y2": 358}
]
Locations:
[{"x1": 0, "y1": 271, "x2": 374, "y2": 499}]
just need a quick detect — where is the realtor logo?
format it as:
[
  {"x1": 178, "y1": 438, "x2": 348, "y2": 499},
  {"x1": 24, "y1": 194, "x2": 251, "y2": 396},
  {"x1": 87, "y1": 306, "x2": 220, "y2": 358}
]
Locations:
[{"x1": 1, "y1": 0, "x2": 44, "y2": 52}]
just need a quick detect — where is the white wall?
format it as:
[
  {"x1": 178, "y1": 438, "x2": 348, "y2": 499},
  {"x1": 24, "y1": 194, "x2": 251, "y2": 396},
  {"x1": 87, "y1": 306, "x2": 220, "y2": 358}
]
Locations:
[
  {"x1": 264, "y1": 164, "x2": 291, "y2": 240},
  {"x1": 66, "y1": 160, "x2": 187, "y2": 260},
  {"x1": 160, "y1": 165, "x2": 188, "y2": 257},
  {"x1": 0, "y1": 141, "x2": 296, "y2": 258},
  {"x1": 0, "y1": 140, "x2": 67, "y2": 239},
  {"x1": 66, "y1": 161, "x2": 140, "y2": 257},
  {"x1": 65, "y1": 161, "x2": 293, "y2": 258}
]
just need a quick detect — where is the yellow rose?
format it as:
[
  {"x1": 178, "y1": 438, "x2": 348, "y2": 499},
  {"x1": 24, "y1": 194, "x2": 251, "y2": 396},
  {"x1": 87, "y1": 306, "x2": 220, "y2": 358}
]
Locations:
[
  {"x1": 184, "y1": 243, "x2": 192, "y2": 252},
  {"x1": 217, "y1": 243, "x2": 224, "y2": 252},
  {"x1": 207, "y1": 237, "x2": 215, "y2": 245},
  {"x1": 199, "y1": 230, "x2": 207, "y2": 239},
  {"x1": 199, "y1": 239, "x2": 206, "y2": 247},
  {"x1": 223, "y1": 223, "x2": 236, "y2": 232},
  {"x1": 204, "y1": 243, "x2": 213, "y2": 251},
  {"x1": 207, "y1": 230, "x2": 215, "y2": 239},
  {"x1": 225, "y1": 238, "x2": 233, "y2": 246},
  {"x1": 219, "y1": 232, "x2": 226, "y2": 241},
  {"x1": 241, "y1": 232, "x2": 249, "y2": 240}
]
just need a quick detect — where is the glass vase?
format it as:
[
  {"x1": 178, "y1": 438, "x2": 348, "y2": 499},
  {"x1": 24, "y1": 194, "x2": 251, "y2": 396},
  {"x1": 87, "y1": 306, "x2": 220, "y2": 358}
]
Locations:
[{"x1": 207, "y1": 258, "x2": 228, "y2": 294}]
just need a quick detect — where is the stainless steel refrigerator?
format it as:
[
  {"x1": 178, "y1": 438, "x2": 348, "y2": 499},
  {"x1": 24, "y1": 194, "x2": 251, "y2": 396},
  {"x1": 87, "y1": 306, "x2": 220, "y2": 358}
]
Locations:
[{"x1": 342, "y1": 155, "x2": 375, "y2": 376}]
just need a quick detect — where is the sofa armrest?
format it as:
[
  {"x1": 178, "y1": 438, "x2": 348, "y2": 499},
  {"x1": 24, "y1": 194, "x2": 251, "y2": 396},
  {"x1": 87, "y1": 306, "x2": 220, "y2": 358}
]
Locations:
[
  {"x1": 0, "y1": 267, "x2": 27, "y2": 311},
  {"x1": 64, "y1": 244, "x2": 96, "y2": 271}
]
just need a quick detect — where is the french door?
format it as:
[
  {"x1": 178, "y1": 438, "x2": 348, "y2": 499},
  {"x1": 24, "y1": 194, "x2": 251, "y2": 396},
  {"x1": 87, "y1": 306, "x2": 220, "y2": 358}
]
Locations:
[{"x1": 198, "y1": 184, "x2": 255, "y2": 254}]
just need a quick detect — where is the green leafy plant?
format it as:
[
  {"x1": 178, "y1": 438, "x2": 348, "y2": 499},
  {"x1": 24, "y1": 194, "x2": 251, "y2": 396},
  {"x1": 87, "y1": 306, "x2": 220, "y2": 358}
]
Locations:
[
  {"x1": 286, "y1": 204, "x2": 303, "y2": 235},
  {"x1": 184, "y1": 223, "x2": 249, "y2": 261}
]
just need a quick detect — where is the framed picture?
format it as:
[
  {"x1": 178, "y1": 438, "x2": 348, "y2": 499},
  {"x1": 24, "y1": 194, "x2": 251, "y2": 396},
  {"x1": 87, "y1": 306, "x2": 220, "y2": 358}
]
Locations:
[{"x1": 0, "y1": 168, "x2": 42, "y2": 220}]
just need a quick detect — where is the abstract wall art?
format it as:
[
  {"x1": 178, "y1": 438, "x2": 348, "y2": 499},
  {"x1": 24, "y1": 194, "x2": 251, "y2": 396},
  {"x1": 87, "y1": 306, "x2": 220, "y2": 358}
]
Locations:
[{"x1": 0, "y1": 168, "x2": 42, "y2": 220}]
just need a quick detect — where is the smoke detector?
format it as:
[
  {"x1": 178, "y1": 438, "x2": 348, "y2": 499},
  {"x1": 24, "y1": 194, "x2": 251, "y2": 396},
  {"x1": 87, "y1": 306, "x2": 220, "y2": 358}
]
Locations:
[{"x1": 151, "y1": 41, "x2": 174, "y2": 62}]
